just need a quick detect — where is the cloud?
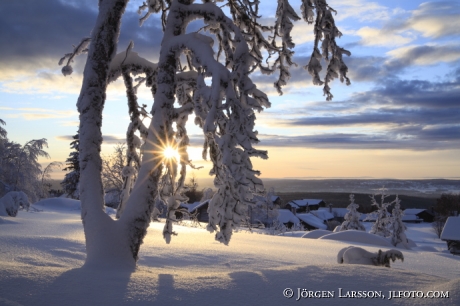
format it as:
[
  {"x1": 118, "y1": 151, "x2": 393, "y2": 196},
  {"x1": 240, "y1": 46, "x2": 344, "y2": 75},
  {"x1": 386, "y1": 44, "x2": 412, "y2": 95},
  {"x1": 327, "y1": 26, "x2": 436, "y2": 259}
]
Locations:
[
  {"x1": 253, "y1": 128, "x2": 459, "y2": 150},
  {"x1": 0, "y1": 0, "x2": 162, "y2": 94},
  {"x1": 387, "y1": 44, "x2": 460, "y2": 66},
  {"x1": 56, "y1": 134, "x2": 125, "y2": 144},
  {"x1": 332, "y1": 0, "x2": 394, "y2": 22},
  {"x1": 356, "y1": 26, "x2": 413, "y2": 47},
  {"x1": 268, "y1": 69, "x2": 460, "y2": 150},
  {"x1": 406, "y1": 1, "x2": 460, "y2": 38},
  {"x1": 0, "y1": 107, "x2": 78, "y2": 120}
]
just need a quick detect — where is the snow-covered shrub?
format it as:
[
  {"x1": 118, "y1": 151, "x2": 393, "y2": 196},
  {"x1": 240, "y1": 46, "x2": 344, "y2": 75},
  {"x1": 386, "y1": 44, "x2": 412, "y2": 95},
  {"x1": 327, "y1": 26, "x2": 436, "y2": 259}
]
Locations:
[
  {"x1": 340, "y1": 194, "x2": 365, "y2": 231},
  {"x1": 337, "y1": 246, "x2": 404, "y2": 268},
  {"x1": 0, "y1": 191, "x2": 30, "y2": 217}
]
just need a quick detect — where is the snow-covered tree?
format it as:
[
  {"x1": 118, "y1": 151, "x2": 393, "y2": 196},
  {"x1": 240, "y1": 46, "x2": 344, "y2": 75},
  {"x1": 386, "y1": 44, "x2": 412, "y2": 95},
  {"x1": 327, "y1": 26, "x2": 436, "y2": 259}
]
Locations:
[
  {"x1": 340, "y1": 194, "x2": 365, "y2": 231},
  {"x1": 61, "y1": 132, "x2": 80, "y2": 199},
  {"x1": 368, "y1": 188, "x2": 393, "y2": 237},
  {"x1": 60, "y1": 0, "x2": 350, "y2": 268},
  {"x1": 39, "y1": 161, "x2": 62, "y2": 200},
  {"x1": 390, "y1": 196, "x2": 410, "y2": 249},
  {"x1": 0, "y1": 123, "x2": 50, "y2": 202},
  {"x1": 0, "y1": 119, "x2": 6, "y2": 140},
  {"x1": 248, "y1": 187, "x2": 279, "y2": 227}
]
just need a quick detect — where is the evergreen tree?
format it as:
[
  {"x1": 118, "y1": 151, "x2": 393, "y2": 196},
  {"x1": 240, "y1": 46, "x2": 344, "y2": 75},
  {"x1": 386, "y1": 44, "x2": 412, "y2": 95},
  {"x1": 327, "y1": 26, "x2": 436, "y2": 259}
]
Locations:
[
  {"x1": 390, "y1": 196, "x2": 410, "y2": 249},
  {"x1": 340, "y1": 194, "x2": 365, "y2": 231},
  {"x1": 61, "y1": 132, "x2": 80, "y2": 199},
  {"x1": 368, "y1": 187, "x2": 393, "y2": 237}
]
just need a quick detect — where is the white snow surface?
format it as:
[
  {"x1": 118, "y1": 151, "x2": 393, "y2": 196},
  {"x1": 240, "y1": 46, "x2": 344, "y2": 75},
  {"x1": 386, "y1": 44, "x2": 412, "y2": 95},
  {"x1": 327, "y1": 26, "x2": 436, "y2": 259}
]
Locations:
[
  {"x1": 0, "y1": 198, "x2": 459, "y2": 305},
  {"x1": 302, "y1": 229, "x2": 332, "y2": 239}
]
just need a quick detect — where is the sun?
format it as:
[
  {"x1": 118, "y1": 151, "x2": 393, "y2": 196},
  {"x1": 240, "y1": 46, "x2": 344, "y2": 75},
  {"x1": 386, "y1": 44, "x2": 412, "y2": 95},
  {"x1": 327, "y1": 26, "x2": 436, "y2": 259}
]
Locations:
[{"x1": 163, "y1": 146, "x2": 179, "y2": 160}]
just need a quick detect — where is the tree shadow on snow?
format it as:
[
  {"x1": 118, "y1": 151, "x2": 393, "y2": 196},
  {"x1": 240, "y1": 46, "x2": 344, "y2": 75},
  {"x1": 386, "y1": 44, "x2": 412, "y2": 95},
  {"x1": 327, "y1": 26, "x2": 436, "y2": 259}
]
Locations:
[{"x1": 36, "y1": 266, "x2": 132, "y2": 306}]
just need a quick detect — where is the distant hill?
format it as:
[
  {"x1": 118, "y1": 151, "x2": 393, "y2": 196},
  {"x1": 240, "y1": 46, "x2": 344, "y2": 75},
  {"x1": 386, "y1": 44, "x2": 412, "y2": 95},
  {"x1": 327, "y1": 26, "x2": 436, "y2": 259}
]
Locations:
[{"x1": 262, "y1": 178, "x2": 459, "y2": 198}]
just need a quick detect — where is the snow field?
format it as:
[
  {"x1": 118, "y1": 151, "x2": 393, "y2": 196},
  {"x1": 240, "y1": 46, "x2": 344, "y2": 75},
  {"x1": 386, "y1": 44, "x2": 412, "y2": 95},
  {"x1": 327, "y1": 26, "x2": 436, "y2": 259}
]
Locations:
[{"x1": 0, "y1": 200, "x2": 459, "y2": 305}]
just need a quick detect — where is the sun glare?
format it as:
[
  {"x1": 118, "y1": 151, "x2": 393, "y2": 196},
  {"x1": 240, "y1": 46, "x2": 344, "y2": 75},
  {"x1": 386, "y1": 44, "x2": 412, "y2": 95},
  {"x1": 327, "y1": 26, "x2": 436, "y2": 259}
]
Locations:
[{"x1": 163, "y1": 146, "x2": 179, "y2": 160}]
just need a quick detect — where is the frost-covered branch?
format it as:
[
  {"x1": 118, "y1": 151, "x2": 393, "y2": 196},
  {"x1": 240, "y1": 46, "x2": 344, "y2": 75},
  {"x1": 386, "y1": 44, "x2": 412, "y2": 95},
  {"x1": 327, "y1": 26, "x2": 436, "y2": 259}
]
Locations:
[{"x1": 58, "y1": 37, "x2": 91, "y2": 76}]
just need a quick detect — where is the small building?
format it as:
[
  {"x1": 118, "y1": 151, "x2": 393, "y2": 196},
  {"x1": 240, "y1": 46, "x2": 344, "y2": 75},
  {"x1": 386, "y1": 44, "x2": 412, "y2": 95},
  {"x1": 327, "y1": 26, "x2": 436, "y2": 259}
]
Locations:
[
  {"x1": 440, "y1": 217, "x2": 460, "y2": 255},
  {"x1": 271, "y1": 195, "x2": 282, "y2": 207},
  {"x1": 179, "y1": 200, "x2": 210, "y2": 222},
  {"x1": 403, "y1": 208, "x2": 435, "y2": 223},
  {"x1": 286, "y1": 199, "x2": 326, "y2": 214}
]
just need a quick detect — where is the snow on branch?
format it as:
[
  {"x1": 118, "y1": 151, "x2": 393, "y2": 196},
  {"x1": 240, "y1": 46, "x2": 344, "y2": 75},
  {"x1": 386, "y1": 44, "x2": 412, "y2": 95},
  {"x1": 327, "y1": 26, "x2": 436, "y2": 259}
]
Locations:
[{"x1": 58, "y1": 37, "x2": 91, "y2": 76}]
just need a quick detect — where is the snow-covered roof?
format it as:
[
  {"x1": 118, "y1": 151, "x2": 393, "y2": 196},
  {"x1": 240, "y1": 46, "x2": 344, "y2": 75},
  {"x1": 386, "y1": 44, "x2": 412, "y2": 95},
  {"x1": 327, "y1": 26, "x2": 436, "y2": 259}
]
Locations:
[
  {"x1": 277, "y1": 209, "x2": 300, "y2": 225},
  {"x1": 401, "y1": 215, "x2": 422, "y2": 221},
  {"x1": 181, "y1": 200, "x2": 210, "y2": 213},
  {"x1": 271, "y1": 195, "x2": 280, "y2": 202},
  {"x1": 288, "y1": 199, "x2": 324, "y2": 208},
  {"x1": 310, "y1": 210, "x2": 334, "y2": 221},
  {"x1": 441, "y1": 217, "x2": 460, "y2": 241},
  {"x1": 296, "y1": 213, "x2": 327, "y2": 230},
  {"x1": 404, "y1": 209, "x2": 426, "y2": 215},
  {"x1": 318, "y1": 207, "x2": 349, "y2": 218}
]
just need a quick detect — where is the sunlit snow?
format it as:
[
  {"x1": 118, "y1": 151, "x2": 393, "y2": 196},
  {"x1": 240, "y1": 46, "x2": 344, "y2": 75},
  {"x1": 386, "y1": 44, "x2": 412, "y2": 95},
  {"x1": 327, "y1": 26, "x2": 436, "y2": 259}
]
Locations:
[{"x1": 0, "y1": 198, "x2": 459, "y2": 305}]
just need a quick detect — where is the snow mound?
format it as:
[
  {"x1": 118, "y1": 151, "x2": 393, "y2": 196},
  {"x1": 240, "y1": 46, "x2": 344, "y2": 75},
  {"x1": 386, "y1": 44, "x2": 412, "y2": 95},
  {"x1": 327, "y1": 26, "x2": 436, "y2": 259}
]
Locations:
[
  {"x1": 33, "y1": 198, "x2": 81, "y2": 212},
  {"x1": 414, "y1": 245, "x2": 439, "y2": 252},
  {"x1": 301, "y1": 229, "x2": 331, "y2": 239},
  {"x1": 320, "y1": 230, "x2": 393, "y2": 247},
  {"x1": 277, "y1": 231, "x2": 306, "y2": 237}
]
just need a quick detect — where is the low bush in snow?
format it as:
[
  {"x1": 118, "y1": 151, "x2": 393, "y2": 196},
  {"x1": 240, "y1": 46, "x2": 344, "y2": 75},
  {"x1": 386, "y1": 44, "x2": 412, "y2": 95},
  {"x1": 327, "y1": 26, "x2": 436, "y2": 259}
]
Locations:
[
  {"x1": 0, "y1": 191, "x2": 30, "y2": 217},
  {"x1": 337, "y1": 246, "x2": 404, "y2": 268}
]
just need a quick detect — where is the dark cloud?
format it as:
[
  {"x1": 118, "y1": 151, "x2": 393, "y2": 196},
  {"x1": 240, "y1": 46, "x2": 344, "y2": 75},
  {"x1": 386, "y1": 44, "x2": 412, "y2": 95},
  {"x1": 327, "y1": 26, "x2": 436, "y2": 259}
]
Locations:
[
  {"x1": 254, "y1": 131, "x2": 459, "y2": 150},
  {"x1": 57, "y1": 134, "x2": 124, "y2": 144},
  {"x1": 0, "y1": 0, "x2": 163, "y2": 72},
  {"x1": 275, "y1": 66, "x2": 460, "y2": 150}
]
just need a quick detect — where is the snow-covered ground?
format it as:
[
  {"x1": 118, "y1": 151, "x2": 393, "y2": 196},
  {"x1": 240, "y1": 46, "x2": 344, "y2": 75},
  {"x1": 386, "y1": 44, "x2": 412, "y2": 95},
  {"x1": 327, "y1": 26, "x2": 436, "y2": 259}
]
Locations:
[{"x1": 0, "y1": 198, "x2": 459, "y2": 305}]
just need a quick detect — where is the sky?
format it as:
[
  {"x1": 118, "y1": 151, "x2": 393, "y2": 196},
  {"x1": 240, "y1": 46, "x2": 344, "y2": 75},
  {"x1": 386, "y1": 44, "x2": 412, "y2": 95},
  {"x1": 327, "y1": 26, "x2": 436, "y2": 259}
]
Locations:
[{"x1": 0, "y1": 0, "x2": 459, "y2": 181}]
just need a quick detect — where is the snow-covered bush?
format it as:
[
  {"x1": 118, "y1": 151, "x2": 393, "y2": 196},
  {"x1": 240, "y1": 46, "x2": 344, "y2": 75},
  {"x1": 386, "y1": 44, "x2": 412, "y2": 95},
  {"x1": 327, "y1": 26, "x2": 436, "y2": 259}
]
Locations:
[
  {"x1": 340, "y1": 194, "x2": 365, "y2": 231},
  {"x1": 337, "y1": 246, "x2": 404, "y2": 268},
  {"x1": 58, "y1": 0, "x2": 350, "y2": 267},
  {"x1": 0, "y1": 191, "x2": 30, "y2": 217}
]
